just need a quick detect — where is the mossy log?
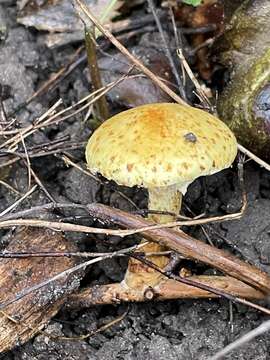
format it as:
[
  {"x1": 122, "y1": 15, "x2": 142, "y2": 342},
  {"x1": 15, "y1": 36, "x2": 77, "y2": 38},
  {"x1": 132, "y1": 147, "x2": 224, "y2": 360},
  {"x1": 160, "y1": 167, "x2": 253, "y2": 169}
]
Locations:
[{"x1": 217, "y1": 0, "x2": 270, "y2": 160}]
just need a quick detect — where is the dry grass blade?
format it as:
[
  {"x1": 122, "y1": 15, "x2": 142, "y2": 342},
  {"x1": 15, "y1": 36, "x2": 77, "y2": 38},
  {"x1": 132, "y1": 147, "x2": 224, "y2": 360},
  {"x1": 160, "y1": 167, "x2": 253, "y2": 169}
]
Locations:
[
  {"x1": 0, "y1": 207, "x2": 248, "y2": 236},
  {"x1": 0, "y1": 185, "x2": 37, "y2": 217},
  {"x1": 51, "y1": 307, "x2": 129, "y2": 341},
  {"x1": 210, "y1": 320, "x2": 270, "y2": 360},
  {"x1": 0, "y1": 180, "x2": 21, "y2": 195},
  {"x1": 0, "y1": 71, "x2": 136, "y2": 168},
  {"x1": 147, "y1": 0, "x2": 186, "y2": 100}
]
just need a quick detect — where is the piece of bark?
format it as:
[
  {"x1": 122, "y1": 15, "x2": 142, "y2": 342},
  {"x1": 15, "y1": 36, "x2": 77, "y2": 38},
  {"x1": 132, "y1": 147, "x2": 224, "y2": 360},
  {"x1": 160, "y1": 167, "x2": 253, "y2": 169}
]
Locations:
[
  {"x1": 66, "y1": 276, "x2": 264, "y2": 307},
  {"x1": 86, "y1": 203, "x2": 270, "y2": 294},
  {"x1": 0, "y1": 227, "x2": 82, "y2": 353}
]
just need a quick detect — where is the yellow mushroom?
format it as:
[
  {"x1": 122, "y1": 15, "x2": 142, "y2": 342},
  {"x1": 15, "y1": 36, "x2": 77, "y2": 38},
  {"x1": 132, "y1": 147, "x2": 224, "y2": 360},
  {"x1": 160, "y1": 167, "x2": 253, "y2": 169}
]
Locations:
[{"x1": 85, "y1": 103, "x2": 237, "y2": 292}]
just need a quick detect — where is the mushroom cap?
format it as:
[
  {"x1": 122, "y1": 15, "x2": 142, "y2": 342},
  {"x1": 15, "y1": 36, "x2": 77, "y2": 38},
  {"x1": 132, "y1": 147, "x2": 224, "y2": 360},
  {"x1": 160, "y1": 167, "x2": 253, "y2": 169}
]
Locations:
[{"x1": 86, "y1": 103, "x2": 237, "y2": 193}]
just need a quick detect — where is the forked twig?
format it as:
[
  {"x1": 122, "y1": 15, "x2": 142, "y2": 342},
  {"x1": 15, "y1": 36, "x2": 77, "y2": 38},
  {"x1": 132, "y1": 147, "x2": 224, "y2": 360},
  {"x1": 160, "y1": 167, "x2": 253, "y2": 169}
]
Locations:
[
  {"x1": 86, "y1": 203, "x2": 270, "y2": 294},
  {"x1": 129, "y1": 254, "x2": 270, "y2": 315}
]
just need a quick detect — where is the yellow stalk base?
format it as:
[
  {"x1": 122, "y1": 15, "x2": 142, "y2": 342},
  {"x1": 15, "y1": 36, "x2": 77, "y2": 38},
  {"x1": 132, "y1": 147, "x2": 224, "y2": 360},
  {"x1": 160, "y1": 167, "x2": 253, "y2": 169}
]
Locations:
[{"x1": 124, "y1": 186, "x2": 182, "y2": 291}]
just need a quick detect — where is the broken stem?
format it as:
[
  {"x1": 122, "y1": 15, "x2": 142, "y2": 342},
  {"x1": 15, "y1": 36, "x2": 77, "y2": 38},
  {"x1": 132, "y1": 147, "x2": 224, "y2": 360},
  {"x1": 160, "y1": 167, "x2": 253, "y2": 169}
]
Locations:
[{"x1": 85, "y1": 26, "x2": 109, "y2": 122}]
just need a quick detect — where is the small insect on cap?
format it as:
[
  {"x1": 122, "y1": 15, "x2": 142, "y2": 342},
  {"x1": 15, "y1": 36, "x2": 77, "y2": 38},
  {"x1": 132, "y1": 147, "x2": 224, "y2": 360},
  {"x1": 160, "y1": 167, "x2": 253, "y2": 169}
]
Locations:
[{"x1": 85, "y1": 103, "x2": 237, "y2": 194}]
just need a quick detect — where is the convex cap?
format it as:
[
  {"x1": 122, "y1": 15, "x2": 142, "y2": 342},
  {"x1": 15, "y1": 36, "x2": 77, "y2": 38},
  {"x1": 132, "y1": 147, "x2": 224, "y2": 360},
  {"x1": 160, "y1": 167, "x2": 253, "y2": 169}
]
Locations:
[{"x1": 86, "y1": 103, "x2": 237, "y2": 193}]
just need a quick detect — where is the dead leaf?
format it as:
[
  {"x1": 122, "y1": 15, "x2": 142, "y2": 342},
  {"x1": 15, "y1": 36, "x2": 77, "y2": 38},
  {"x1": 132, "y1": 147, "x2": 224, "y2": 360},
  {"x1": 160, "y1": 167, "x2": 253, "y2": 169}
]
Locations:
[
  {"x1": 86, "y1": 45, "x2": 174, "y2": 108},
  {"x1": 17, "y1": 0, "x2": 123, "y2": 33}
]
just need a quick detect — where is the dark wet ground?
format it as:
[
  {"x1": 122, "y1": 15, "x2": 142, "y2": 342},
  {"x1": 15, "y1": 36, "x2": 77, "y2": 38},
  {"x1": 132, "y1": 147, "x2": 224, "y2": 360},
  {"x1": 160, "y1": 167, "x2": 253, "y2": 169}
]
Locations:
[{"x1": 1, "y1": 1, "x2": 270, "y2": 359}]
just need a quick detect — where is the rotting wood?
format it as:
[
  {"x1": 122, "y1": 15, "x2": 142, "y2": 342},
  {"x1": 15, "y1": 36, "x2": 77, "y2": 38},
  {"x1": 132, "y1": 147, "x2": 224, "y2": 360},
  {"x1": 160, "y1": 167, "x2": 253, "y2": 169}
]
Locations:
[{"x1": 0, "y1": 227, "x2": 82, "y2": 353}]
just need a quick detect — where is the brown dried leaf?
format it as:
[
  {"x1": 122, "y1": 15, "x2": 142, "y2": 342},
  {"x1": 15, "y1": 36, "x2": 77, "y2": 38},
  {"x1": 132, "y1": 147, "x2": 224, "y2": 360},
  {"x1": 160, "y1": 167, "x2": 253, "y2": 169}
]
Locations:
[
  {"x1": 17, "y1": 0, "x2": 123, "y2": 33},
  {"x1": 86, "y1": 46, "x2": 174, "y2": 108}
]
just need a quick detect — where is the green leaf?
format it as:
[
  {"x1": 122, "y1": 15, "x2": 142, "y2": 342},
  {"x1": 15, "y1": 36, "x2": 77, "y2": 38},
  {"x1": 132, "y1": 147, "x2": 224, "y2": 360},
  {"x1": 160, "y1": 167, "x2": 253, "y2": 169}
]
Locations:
[{"x1": 182, "y1": 0, "x2": 202, "y2": 6}]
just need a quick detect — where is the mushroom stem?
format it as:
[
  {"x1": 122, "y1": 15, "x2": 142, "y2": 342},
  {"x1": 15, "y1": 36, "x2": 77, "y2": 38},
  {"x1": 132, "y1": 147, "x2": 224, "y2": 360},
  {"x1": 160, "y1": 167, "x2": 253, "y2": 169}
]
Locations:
[{"x1": 124, "y1": 186, "x2": 182, "y2": 291}]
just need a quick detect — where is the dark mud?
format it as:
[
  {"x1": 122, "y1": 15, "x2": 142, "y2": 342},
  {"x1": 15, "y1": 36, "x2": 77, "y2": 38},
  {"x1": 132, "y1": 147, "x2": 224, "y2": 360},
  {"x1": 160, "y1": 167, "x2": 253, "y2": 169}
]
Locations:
[{"x1": 1, "y1": 1, "x2": 270, "y2": 359}]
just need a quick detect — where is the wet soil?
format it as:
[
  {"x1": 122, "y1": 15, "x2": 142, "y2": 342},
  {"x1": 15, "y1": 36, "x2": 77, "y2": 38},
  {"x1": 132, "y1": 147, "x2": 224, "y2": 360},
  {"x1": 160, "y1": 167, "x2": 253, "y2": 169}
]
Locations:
[{"x1": 1, "y1": 1, "x2": 270, "y2": 359}]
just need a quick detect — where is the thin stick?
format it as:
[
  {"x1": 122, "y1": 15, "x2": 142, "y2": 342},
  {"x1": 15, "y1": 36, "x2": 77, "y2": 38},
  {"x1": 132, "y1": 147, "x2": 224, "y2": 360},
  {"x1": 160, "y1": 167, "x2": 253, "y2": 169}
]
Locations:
[
  {"x1": 10, "y1": 46, "x2": 84, "y2": 115},
  {"x1": 237, "y1": 143, "x2": 270, "y2": 172},
  {"x1": 0, "y1": 84, "x2": 8, "y2": 126},
  {"x1": 0, "y1": 173, "x2": 247, "y2": 233},
  {"x1": 0, "y1": 203, "x2": 247, "y2": 236},
  {"x1": 0, "y1": 180, "x2": 20, "y2": 195},
  {"x1": 19, "y1": 133, "x2": 32, "y2": 189},
  {"x1": 168, "y1": 5, "x2": 186, "y2": 88},
  {"x1": 74, "y1": 0, "x2": 187, "y2": 106},
  {"x1": 1, "y1": 72, "x2": 134, "y2": 152},
  {"x1": 52, "y1": 307, "x2": 129, "y2": 341},
  {"x1": 177, "y1": 48, "x2": 212, "y2": 110},
  {"x1": 210, "y1": 320, "x2": 270, "y2": 360},
  {"x1": 0, "y1": 99, "x2": 62, "y2": 148},
  {"x1": 0, "y1": 250, "x2": 175, "y2": 259},
  {"x1": 0, "y1": 185, "x2": 37, "y2": 218},
  {"x1": 27, "y1": 164, "x2": 56, "y2": 203},
  {"x1": 1, "y1": 204, "x2": 269, "y2": 293}
]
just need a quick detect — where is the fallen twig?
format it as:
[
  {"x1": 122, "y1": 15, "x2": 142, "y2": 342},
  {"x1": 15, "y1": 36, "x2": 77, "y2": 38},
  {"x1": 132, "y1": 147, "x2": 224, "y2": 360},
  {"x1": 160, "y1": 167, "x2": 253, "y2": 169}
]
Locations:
[
  {"x1": 86, "y1": 203, "x2": 270, "y2": 294},
  {"x1": 66, "y1": 276, "x2": 264, "y2": 308},
  {"x1": 0, "y1": 203, "x2": 269, "y2": 294}
]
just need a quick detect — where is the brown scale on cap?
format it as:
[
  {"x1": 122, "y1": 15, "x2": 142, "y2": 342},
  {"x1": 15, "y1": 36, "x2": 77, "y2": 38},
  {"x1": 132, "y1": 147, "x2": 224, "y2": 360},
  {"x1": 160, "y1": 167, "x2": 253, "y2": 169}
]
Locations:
[{"x1": 85, "y1": 103, "x2": 237, "y2": 292}]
